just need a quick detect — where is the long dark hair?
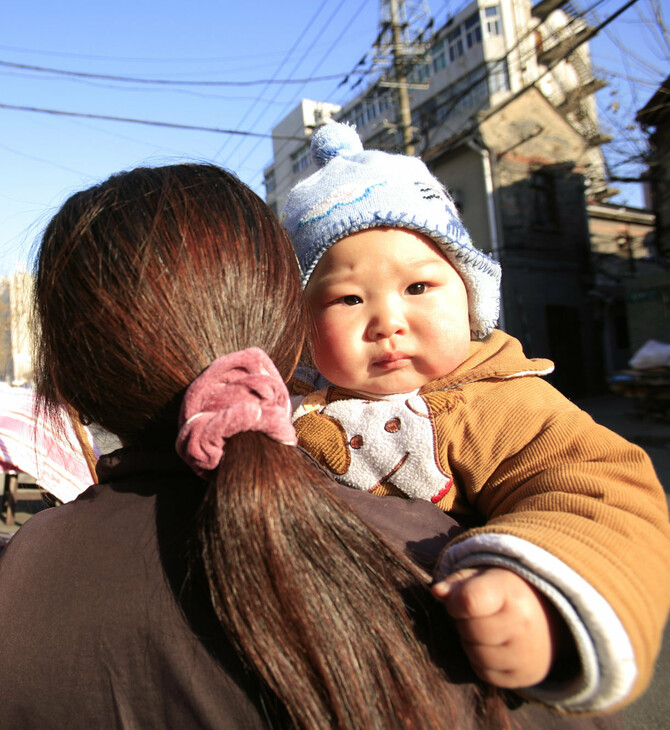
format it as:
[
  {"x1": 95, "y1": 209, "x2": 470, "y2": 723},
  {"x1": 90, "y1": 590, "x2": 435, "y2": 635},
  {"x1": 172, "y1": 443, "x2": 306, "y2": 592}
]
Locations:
[{"x1": 33, "y1": 164, "x2": 494, "y2": 728}]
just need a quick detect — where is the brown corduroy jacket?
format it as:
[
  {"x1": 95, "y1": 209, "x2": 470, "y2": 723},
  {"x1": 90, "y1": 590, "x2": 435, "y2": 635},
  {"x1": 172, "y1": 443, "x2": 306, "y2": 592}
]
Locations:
[{"x1": 292, "y1": 330, "x2": 670, "y2": 714}]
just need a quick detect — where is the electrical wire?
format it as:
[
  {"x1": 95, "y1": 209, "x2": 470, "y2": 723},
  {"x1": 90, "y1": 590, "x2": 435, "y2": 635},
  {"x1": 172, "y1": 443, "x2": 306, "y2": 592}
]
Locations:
[
  {"x1": 413, "y1": 0, "x2": 616, "y2": 149},
  {"x1": 262, "y1": 0, "x2": 632, "y2": 197},
  {"x1": 0, "y1": 43, "x2": 341, "y2": 66},
  {"x1": 0, "y1": 58, "x2": 355, "y2": 86},
  {"x1": 266, "y1": 0, "x2": 605, "y2": 176},
  {"x1": 222, "y1": 0, "x2": 373, "y2": 177},
  {"x1": 212, "y1": 0, "x2": 333, "y2": 164},
  {"x1": 0, "y1": 103, "x2": 306, "y2": 139},
  {"x1": 428, "y1": 0, "x2": 607, "y2": 129}
]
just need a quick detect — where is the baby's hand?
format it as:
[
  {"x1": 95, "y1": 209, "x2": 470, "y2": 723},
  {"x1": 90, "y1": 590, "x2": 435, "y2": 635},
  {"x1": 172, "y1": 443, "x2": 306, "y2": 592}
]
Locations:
[{"x1": 432, "y1": 567, "x2": 565, "y2": 689}]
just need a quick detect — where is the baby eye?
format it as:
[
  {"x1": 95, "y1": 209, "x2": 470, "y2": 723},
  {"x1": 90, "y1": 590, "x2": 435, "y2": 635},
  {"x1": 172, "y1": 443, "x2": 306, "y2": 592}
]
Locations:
[
  {"x1": 337, "y1": 295, "x2": 362, "y2": 306},
  {"x1": 407, "y1": 282, "x2": 427, "y2": 295}
]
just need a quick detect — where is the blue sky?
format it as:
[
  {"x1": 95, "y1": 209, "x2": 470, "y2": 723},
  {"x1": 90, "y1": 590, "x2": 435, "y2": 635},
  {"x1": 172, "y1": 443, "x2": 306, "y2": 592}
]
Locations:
[{"x1": 0, "y1": 0, "x2": 665, "y2": 276}]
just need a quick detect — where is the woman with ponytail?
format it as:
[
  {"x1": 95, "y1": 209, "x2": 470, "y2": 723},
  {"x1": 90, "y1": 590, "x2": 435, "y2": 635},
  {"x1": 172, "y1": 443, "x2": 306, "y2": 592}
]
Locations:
[{"x1": 0, "y1": 164, "x2": 618, "y2": 730}]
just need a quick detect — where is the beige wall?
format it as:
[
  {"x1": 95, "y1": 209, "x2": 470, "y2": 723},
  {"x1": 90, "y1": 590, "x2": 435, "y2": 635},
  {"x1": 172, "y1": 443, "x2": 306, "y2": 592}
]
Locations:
[{"x1": 430, "y1": 145, "x2": 493, "y2": 254}]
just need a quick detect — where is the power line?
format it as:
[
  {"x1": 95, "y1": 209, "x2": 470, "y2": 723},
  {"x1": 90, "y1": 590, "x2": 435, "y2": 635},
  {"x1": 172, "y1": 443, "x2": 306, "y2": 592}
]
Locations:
[
  {"x1": 241, "y1": 0, "x2": 374, "y2": 186},
  {"x1": 0, "y1": 103, "x2": 306, "y2": 139},
  {"x1": 262, "y1": 0, "x2": 626, "y2": 191},
  {"x1": 272, "y1": 0, "x2": 554, "y2": 164},
  {"x1": 213, "y1": 0, "x2": 333, "y2": 163},
  {"x1": 0, "y1": 43, "x2": 338, "y2": 65},
  {"x1": 224, "y1": 0, "x2": 373, "y2": 175},
  {"x1": 0, "y1": 58, "x2": 365, "y2": 86},
  {"x1": 0, "y1": 65, "x2": 303, "y2": 104}
]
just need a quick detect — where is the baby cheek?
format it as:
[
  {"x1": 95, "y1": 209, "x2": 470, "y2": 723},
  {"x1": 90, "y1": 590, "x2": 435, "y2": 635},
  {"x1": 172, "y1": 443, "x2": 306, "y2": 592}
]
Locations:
[
  {"x1": 425, "y1": 316, "x2": 470, "y2": 356},
  {"x1": 424, "y1": 315, "x2": 460, "y2": 342},
  {"x1": 312, "y1": 317, "x2": 351, "y2": 363}
]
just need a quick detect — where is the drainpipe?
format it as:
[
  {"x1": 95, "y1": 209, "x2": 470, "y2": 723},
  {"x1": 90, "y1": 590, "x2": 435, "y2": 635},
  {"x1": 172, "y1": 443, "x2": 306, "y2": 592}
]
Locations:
[{"x1": 466, "y1": 137, "x2": 505, "y2": 331}]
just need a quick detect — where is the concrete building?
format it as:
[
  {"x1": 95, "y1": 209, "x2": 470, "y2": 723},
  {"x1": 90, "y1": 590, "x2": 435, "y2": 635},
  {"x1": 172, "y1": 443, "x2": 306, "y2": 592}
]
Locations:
[
  {"x1": 0, "y1": 272, "x2": 33, "y2": 386},
  {"x1": 587, "y1": 202, "x2": 658, "y2": 370},
  {"x1": 424, "y1": 84, "x2": 606, "y2": 396},
  {"x1": 637, "y1": 74, "x2": 670, "y2": 261}
]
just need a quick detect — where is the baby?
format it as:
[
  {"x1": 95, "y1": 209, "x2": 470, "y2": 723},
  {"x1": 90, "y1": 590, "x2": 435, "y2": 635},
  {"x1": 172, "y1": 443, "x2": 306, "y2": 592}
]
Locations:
[{"x1": 283, "y1": 122, "x2": 670, "y2": 713}]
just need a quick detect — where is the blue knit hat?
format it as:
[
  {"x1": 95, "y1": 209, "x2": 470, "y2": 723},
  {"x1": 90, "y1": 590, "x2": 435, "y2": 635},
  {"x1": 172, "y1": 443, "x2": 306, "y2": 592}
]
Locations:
[{"x1": 282, "y1": 122, "x2": 501, "y2": 339}]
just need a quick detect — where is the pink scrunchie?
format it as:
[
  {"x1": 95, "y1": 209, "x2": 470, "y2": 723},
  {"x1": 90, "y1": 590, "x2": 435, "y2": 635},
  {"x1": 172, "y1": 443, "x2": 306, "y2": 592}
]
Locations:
[{"x1": 176, "y1": 347, "x2": 297, "y2": 477}]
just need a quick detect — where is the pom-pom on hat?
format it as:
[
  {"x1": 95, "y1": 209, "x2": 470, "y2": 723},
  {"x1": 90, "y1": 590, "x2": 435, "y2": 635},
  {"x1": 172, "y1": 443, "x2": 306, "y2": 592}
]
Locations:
[{"x1": 282, "y1": 121, "x2": 501, "y2": 340}]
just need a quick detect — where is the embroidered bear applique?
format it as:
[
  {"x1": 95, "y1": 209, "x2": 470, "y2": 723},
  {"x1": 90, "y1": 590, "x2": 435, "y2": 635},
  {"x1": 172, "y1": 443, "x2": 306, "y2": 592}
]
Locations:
[{"x1": 293, "y1": 389, "x2": 461, "y2": 504}]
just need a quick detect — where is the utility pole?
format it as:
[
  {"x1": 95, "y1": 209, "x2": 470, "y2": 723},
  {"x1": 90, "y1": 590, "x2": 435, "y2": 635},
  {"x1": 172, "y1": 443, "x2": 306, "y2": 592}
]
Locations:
[
  {"x1": 389, "y1": 0, "x2": 415, "y2": 155},
  {"x1": 373, "y1": 0, "x2": 431, "y2": 155}
]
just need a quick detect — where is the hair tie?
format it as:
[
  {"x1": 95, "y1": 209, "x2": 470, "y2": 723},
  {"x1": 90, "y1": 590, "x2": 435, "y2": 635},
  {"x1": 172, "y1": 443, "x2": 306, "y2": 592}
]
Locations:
[{"x1": 176, "y1": 347, "x2": 297, "y2": 477}]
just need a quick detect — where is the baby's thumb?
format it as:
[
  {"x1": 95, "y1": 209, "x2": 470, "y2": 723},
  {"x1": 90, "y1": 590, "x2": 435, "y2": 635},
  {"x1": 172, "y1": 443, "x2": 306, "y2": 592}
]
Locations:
[{"x1": 431, "y1": 567, "x2": 480, "y2": 601}]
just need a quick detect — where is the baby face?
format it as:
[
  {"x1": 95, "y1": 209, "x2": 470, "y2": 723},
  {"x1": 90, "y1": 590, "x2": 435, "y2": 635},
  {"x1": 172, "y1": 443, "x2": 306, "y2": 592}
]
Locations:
[{"x1": 304, "y1": 228, "x2": 471, "y2": 395}]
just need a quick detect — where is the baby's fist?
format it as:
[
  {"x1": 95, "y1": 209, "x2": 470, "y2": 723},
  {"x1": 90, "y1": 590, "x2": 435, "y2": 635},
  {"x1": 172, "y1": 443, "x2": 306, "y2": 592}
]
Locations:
[{"x1": 432, "y1": 567, "x2": 565, "y2": 688}]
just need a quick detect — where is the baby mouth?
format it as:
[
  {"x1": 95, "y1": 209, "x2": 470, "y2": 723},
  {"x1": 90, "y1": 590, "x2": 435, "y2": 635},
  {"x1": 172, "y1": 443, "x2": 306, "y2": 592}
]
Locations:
[{"x1": 374, "y1": 352, "x2": 410, "y2": 369}]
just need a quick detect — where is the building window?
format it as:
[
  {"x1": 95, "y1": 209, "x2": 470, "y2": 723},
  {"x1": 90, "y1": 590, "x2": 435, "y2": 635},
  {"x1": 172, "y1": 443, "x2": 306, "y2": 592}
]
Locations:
[
  {"x1": 263, "y1": 169, "x2": 276, "y2": 194},
  {"x1": 448, "y1": 26, "x2": 464, "y2": 61},
  {"x1": 365, "y1": 93, "x2": 379, "y2": 123},
  {"x1": 465, "y1": 13, "x2": 482, "y2": 48},
  {"x1": 412, "y1": 63, "x2": 430, "y2": 84},
  {"x1": 432, "y1": 64, "x2": 490, "y2": 121},
  {"x1": 291, "y1": 146, "x2": 310, "y2": 175},
  {"x1": 435, "y1": 93, "x2": 451, "y2": 122},
  {"x1": 410, "y1": 61, "x2": 431, "y2": 84},
  {"x1": 484, "y1": 6, "x2": 502, "y2": 36},
  {"x1": 352, "y1": 91, "x2": 392, "y2": 125},
  {"x1": 341, "y1": 109, "x2": 354, "y2": 127},
  {"x1": 488, "y1": 59, "x2": 510, "y2": 94},
  {"x1": 455, "y1": 69, "x2": 487, "y2": 112},
  {"x1": 348, "y1": 103, "x2": 366, "y2": 129},
  {"x1": 376, "y1": 93, "x2": 391, "y2": 116},
  {"x1": 530, "y1": 170, "x2": 559, "y2": 228},
  {"x1": 432, "y1": 38, "x2": 447, "y2": 72}
]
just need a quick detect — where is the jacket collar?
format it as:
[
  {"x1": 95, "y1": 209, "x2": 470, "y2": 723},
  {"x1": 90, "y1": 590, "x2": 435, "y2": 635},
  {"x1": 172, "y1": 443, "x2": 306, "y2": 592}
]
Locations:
[{"x1": 420, "y1": 330, "x2": 554, "y2": 394}]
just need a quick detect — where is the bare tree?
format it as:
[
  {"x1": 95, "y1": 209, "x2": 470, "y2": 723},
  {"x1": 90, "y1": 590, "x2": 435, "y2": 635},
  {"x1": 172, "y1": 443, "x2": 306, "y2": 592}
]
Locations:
[{"x1": 592, "y1": 0, "x2": 669, "y2": 203}]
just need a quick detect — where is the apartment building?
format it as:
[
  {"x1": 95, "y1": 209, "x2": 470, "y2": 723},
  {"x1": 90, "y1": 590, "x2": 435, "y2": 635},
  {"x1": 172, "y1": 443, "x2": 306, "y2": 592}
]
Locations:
[{"x1": 264, "y1": 0, "x2": 608, "y2": 217}]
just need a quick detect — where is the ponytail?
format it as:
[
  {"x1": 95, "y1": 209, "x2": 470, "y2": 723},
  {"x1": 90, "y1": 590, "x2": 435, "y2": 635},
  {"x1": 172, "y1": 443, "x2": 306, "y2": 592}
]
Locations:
[
  {"x1": 198, "y1": 435, "x2": 463, "y2": 729},
  {"x1": 174, "y1": 346, "x2": 464, "y2": 726}
]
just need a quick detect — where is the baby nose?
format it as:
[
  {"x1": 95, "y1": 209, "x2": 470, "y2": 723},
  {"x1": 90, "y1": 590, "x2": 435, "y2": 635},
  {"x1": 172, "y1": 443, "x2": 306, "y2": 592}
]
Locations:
[{"x1": 367, "y1": 303, "x2": 406, "y2": 340}]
